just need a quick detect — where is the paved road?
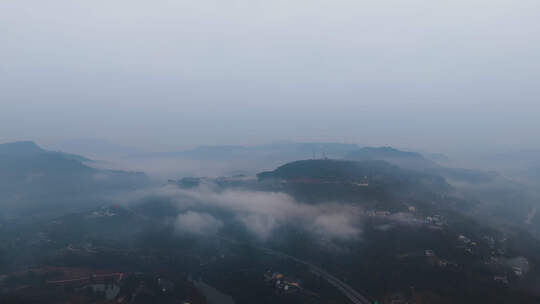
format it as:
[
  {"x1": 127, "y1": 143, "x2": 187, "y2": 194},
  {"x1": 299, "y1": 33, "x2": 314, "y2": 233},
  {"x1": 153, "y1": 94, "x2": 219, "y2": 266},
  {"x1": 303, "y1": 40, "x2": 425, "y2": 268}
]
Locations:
[
  {"x1": 257, "y1": 247, "x2": 372, "y2": 304},
  {"x1": 219, "y1": 237, "x2": 372, "y2": 304}
]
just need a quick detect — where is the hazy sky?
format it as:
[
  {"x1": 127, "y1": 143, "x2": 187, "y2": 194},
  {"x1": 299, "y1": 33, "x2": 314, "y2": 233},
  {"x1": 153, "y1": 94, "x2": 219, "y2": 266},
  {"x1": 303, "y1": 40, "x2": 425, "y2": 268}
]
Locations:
[{"x1": 1, "y1": 0, "x2": 539, "y2": 153}]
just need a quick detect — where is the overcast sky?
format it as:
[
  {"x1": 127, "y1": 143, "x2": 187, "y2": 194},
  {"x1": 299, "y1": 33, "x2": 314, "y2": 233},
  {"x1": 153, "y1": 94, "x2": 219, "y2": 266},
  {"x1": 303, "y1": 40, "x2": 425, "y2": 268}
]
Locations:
[{"x1": 1, "y1": 0, "x2": 539, "y2": 153}]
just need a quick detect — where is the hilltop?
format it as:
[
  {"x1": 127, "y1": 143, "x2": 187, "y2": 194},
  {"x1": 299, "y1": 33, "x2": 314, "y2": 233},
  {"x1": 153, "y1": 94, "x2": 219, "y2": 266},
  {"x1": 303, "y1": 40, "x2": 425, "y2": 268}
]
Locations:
[{"x1": 258, "y1": 158, "x2": 448, "y2": 188}]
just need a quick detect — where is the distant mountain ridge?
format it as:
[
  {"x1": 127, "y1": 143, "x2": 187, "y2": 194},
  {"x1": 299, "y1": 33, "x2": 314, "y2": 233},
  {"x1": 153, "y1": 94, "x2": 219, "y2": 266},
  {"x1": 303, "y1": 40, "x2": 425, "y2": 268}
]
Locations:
[
  {"x1": 0, "y1": 141, "x2": 45, "y2": 155},
  {"x1": 50, "y1": 138, "x2": 145, "y2": 158},
  {"x1": 345, "y1": 146, "x2": 440, "y2": 171},
  {"x1": 347, "y1": 146, "x2": 424, "y2": 159},
  {"x1": 344, "y1": 146, "x2": 499, "y2": 183},
  {"x1": 0, "y1": 141, "x2": 91, "y2": 162},
  {"x1": 0, "y1": 141, "x2": 148, "y2": 216},
  {"x1": 154, "y1": 142, "x2": 361, "y2": 160}
]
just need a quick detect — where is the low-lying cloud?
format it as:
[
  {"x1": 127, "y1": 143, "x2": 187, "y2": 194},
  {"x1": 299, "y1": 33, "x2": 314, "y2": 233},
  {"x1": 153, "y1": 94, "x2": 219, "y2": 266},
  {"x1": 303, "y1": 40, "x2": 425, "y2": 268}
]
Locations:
[
  {"x1": 124, "y1": 184, "x2": 364, "y2": 240},
  {"x1": 175, "y1": 211, "x2": 224, "y2": 235}
]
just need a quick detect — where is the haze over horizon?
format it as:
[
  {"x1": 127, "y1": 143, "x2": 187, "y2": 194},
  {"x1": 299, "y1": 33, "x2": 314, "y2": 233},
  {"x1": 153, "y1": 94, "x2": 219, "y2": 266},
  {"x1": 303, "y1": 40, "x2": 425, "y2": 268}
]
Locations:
[
  {"x1": 2, "y1": 2, "x2": 540, "y2": 303},
  {"x1": 2, "y1": 0, "x2": 539, "y2": 155}
]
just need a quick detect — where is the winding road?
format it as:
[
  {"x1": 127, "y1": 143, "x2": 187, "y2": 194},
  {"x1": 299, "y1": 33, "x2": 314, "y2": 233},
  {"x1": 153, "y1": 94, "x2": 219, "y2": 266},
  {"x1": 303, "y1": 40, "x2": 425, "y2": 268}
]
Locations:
[
  {"x1": 219, "y1": 237, "x2": 372, "y2": 304},
  {"x1": 257, "y1": 247, "x2": 372, "y2": 304}
]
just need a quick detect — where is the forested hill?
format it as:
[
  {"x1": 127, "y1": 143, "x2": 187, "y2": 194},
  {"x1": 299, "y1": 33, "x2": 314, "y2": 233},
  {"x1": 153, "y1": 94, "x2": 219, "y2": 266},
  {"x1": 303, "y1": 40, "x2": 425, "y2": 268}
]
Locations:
[{"x1": 259, "y1": 159, "x2": 444, "y2": 183}]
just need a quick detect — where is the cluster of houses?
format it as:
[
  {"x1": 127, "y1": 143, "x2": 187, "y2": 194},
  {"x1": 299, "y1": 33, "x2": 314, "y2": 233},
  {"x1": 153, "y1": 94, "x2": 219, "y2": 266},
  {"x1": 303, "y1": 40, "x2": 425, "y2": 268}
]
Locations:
[
  {"x1": 366, "y1": 210, "x2": 391, "y2": 217},
  {"x1": 263, "y1": 271, "x2": 302, "y2": 294},
  {"x1": 66, "y1": 242, "x2": 97, "y2": 254},
  {"x1": 425, "y1": 214, "x2": 445, "y2": 229},
  {"x1": 457, "y1": 234, "x2": 478, "y2": 255},
  {"x1": 458, "y1": 234, "x2": 529, "y2": 284},
  {"x1": 89, "y1": 206, "x2": 117, "y2": 218},
  {"x1": 424, "y1": 250, "x2": 457, "y2": 268}
]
